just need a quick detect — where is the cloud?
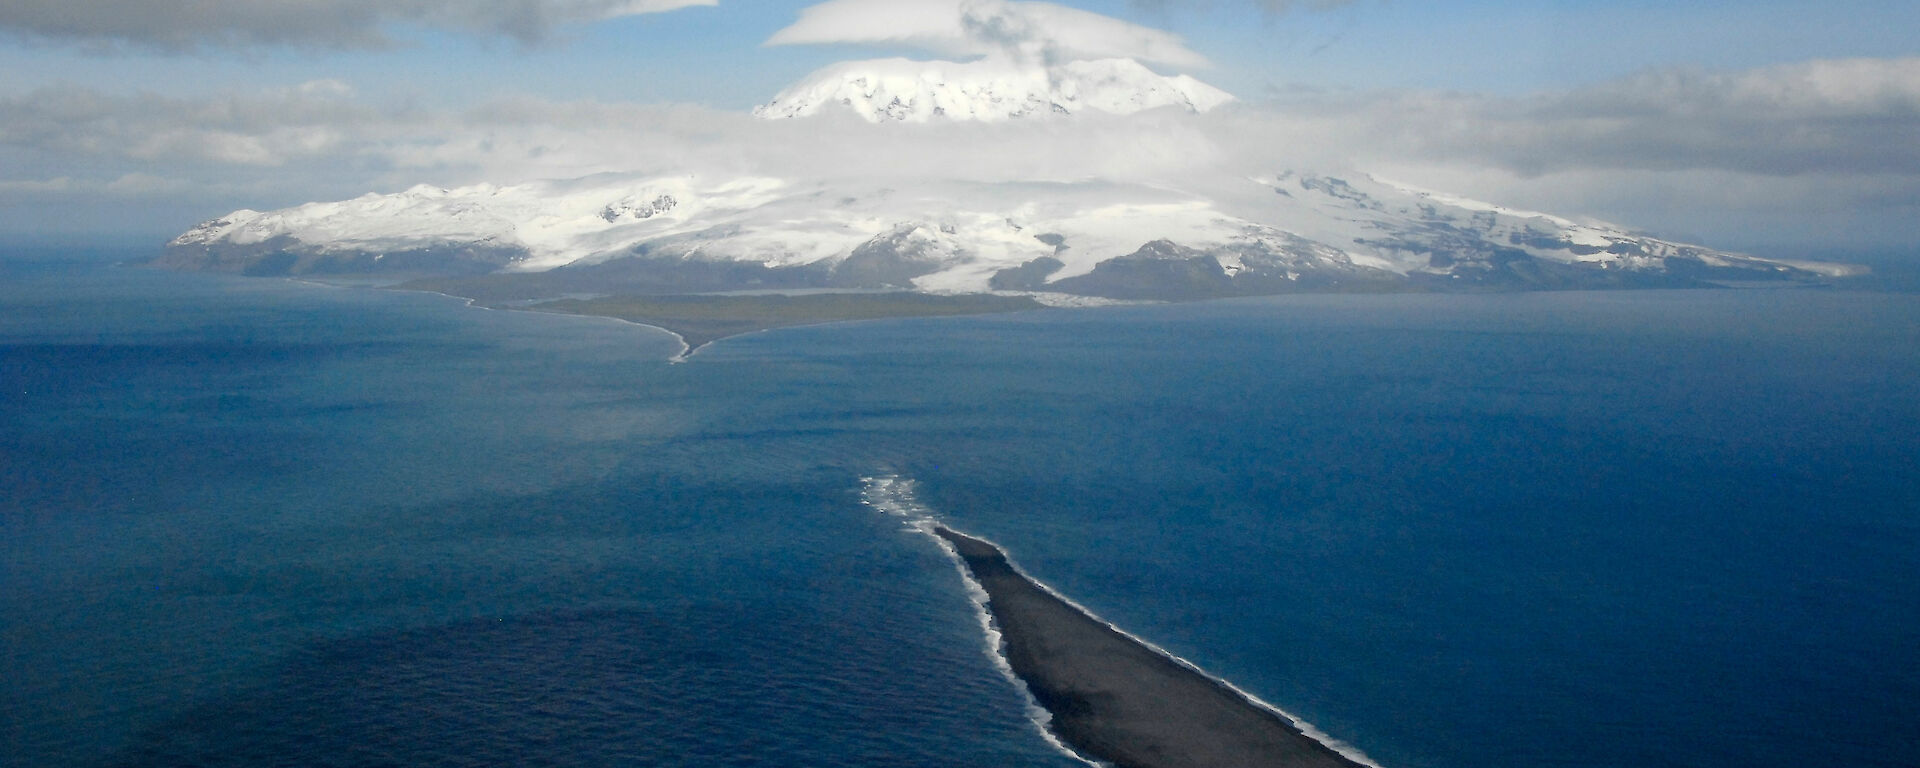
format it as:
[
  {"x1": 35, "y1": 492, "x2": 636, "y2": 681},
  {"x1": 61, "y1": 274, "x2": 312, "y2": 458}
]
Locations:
[
  {"x1": 0, "y1": 81, "x2": 391, "y2": 168},
  {"x1": 1226, "y1": 57, "x2": 1920, "y2": 249},
  {"x1": 1130, "y1": 0, "x2": 1356, "y2": 15},
  {"x1": 0, "y1": 0, "x2": 715, "y2": 51},
  {"x1": 0, "y1": 173, "x2": 192, "y2": 198},
  {"x1": 10, "y1": 59, "x2": 1916, "y2": 183},
  {"x1": 0, "y1": 176, "x2": 77, "y2": 195},
  {"x1": 1260, "y1": 57, "x2": 1920, "y2": 177},
  {"x1": 5, "y1": 57, "x2": 1918, "y2": 250},
  {"x1": 767, "y1": 0, "x2": 1211, "y2": 69}
]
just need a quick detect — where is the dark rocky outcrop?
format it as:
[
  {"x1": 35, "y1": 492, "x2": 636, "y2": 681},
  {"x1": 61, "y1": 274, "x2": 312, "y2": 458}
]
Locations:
[
  {"x1": 829, "y1": 224, "x2": 962, "y2": 289},
  {"x1": 989, "y1": 256, "x2": 1065, "y2": 291},
  {"x1": 1047, "y1": 236, "x2": 1401, "y2": 300}
]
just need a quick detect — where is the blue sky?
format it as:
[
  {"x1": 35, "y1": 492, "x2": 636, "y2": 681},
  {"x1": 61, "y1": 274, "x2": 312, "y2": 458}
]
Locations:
[
  {"x1": 7, "y1": 1, "x2": 1914, "y2": 107},
  {"x1": 2, "y1": 0, "x2": 1916, "y2": 252}
]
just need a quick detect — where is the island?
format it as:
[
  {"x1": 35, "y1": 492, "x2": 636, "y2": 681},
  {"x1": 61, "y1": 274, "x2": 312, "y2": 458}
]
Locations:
[
  {"x1": 931, "y1": 525, "x2": 1370, "y2": 768},
  {"x1": 149, "y1": 170, "x2": 1862, "y2": 361}
]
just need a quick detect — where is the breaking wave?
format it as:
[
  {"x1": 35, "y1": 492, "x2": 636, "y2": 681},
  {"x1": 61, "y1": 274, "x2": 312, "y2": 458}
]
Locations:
[
  {"x1": 858, "y1": 472, "x2": 1386, "y2": 768},
  {"x1": 860, "y1": 474, "x2": 1099, "y2": 766}
]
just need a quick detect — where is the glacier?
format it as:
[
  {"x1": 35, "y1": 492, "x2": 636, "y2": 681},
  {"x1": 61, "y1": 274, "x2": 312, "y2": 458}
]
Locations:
[{"x1": 158, "y1": 170, "x2": 1838, "y2": 298}]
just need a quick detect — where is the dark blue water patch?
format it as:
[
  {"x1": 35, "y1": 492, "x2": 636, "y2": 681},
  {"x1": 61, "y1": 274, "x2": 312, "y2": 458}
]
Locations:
[
  {"x1": 8, "y1": 469, "x2": 1072, "y2": 768},
  {"x1": 8, "y1": 257, "x2": 1919, "y2": 768},
  {"x1": 9, "y1": 260, "x2": 1061, "y2": 766},
  {"x1": 104, "y1": 601, "x2": 1044, "y2": 768},
  {"x1": 855, "y1": 292, "x2": 1920, "y2": 768}
]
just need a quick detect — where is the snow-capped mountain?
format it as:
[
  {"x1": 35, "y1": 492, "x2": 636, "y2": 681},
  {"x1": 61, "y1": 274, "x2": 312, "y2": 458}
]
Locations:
[
  {"x1": 159, "y1": 170, "x2": 1843, "y2": 297},
  {"x1": 754, "y1": 57, "x2": 1233, "y2": 122},
  {"x1": 173, "y1": 13, "x2": 1850, "y2": 298}
]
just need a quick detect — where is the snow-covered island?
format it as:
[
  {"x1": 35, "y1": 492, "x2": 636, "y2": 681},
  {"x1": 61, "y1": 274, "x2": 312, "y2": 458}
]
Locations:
[
  {"x1": 157, "y1": 170, "x2": 1847, "y2": 297},
  {"x1": 155, "y1": 33, "x2": 1859, "y2": 346}
]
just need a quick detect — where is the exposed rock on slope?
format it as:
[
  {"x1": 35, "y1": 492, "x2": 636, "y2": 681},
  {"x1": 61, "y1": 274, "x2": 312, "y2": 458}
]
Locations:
[{"x1": 161, "y1": 171, "x2": 1839, "y2": 300}]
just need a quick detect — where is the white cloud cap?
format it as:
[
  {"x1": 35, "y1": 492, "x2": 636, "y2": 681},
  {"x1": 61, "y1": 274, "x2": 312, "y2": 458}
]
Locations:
[{"x1": 767, "y1": 0, "x2": 1211, "y2": 69}]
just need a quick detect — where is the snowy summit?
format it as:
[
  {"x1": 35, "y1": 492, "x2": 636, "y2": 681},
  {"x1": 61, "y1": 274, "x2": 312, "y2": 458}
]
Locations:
[
  {"x1": 754, "y1": 56, "x2": 1233, "y2": 122},
  {"x1": 754, "y1": 0, "x2": 1232, "y2": 122},
  {"x1": 153, "y1": 0, "x2": 1862, "y2": 297}
]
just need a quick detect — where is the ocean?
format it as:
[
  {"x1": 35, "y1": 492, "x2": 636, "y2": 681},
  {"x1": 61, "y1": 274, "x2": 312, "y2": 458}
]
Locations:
[{"x1": 4, "y1": 249, "x2": 1917, "y2": 768}]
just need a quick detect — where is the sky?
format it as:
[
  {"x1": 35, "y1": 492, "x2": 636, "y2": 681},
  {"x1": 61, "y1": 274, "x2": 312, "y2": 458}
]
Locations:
[{"x1": 2, "y1": 0, "x2": 1916, "y2": 255}]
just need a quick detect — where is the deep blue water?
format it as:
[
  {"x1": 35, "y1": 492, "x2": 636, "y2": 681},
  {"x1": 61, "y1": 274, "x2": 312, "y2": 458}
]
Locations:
[{"x1": 4, "y1": 251, "x2": 1917, "y2": 768}]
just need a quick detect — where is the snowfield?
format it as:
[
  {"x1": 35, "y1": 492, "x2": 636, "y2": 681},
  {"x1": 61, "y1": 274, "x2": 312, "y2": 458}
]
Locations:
[{"x1": 164, "y1": 169, "x2": 1826, "y2": 294}]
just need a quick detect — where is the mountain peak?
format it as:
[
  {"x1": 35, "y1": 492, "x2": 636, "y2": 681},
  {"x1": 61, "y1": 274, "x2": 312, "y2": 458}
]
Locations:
[{"x1": 753, "y1": 56, "x2": 1233, "y2": 123}]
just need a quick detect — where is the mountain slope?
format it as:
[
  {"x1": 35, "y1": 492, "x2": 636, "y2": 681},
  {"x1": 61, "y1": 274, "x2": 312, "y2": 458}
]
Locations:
[{"x1": 158, "y1": 170, "x2": 1844, "y2": 298}]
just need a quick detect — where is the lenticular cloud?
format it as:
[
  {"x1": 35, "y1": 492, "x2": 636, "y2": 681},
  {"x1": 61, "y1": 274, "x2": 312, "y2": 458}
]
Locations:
[
  {"x1": 765, "y1": 0, "x2": 1211, "y2": 69},
  {"x1": 757, "y1": 0, "x2": 1228, "y2": 123}
]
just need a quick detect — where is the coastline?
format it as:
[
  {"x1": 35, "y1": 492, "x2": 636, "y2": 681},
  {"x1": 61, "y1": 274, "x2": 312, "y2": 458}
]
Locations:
[
  {"x1": 527, "y1": 293, "x2": 1048, "y2": 355},
  {"x1": 372, "y1": 283, "x2": 1048, "y2": 362},
  {"x1": 928, "y1": 525, "x2": 1375, "y2": 768},
  {"x1": 333, "y1": 281, "x2": 702, "y2": 361},
  {"x1": 521, "y1": 307, "x2": 701, "y2": 363}
]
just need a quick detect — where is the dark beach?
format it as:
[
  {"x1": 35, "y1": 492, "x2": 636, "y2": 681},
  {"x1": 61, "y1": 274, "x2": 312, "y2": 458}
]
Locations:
[
  {"x1": 530, "y1": 292, "x2": 1046, "y2": 352},
  {"x1": 931, "y1": 526, "x2": 1368, "y2": 768},
  {"x1": 374, "y1": 285, "x2": 1049, "y2": 354}
]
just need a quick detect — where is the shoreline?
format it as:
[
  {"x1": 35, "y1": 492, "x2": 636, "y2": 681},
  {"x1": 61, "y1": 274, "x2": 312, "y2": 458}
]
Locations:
[
  {"x1": 519, "y1": 307, "x2": 702, "y2": 362},
  {"x1": 315, "y1": 281, "x2": 704, "y2": 362},
  {"x1": 371, "y1": 283, "x2": 1049, "y2": 362},
  {"x1": 928, "y1": 525, "x2": 1377, "y2": 768}
]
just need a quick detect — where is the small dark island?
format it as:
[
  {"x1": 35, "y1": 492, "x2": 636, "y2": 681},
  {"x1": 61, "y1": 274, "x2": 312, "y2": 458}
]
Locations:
[{"x1": 931, "y1": 526, "x2": 1370, "y2": 768}]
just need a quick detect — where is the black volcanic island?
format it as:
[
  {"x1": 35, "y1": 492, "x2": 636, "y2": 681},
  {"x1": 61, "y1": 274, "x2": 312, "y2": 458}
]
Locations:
[{"x1": 931, "y1": 526, "x2": 1368, "y2": 768}]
